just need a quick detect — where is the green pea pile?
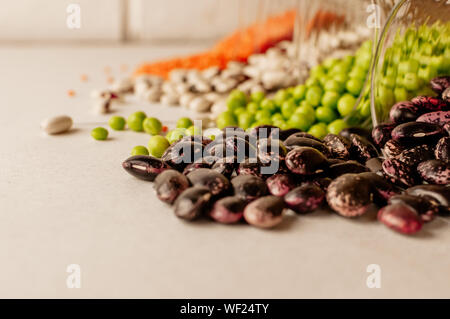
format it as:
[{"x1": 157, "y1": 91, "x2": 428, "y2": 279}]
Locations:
[
  {"x1": 216, "y1": 40, "x2": 373, "y2": 139},
  {"x1": 373, "y1": 22, "x2": 450, "y2": 121}
]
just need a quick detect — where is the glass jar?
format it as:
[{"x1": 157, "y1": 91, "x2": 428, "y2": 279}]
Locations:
[{"x1": 370, "y1": 0, "x2": 450, "y2": 126}]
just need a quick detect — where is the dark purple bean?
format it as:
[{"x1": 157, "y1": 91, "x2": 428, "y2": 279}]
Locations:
[
  {"x1": 349, "y1": 134, "x2": 379, "y2": 163},
  {"x1": 328, "y1": 160, "x2": 369, "y2": 178},
  {"x1": 284, "y1": 136, "x2": 330, "y2": 156},
  {"x1": 327, "y1": 158, "x2": 346, "y2": 165},
  {"x1": 405, "y1": 185, "x2": 450, "y2": 215},
  {"x1": 122, "y1": 155, "x2": 168, "y2": 181},
  {"x1": 435, "y1": 137, "x2": 450, "y2": 163},
  {"x1": 285, "y1": 147, "x2": 329, "y2": 175},
  {"x1": 243, "y1": 195, "x2": 285, "y2": 228},
  {"x1": 266, "y1": 173, "x2": 297, "y2": 197},
  {"x1": 339, "y1": 127, "x2": 372, "y2": 143},
  {"x1": 248, "y1": 125, "x2": 278, "y2": 139},
  {"x1": 274, "y1": 128, "x2": 302, "y2": 141},
  {"x1": 397, "y1": 145, "x2": 433, "y2": 166},
  {"x1": 417, "y1": 160, "x2": 450, "y2": 185},
  {"x1": 309, "y1": 177, "x2": 332, "y2": 191},
  {"x1": 326, "y1": 173, "x2": 373, "y2": 217},
  {"x1": 173, "y1": 187, "x2": 211, "y2": 220},
  {"x1": 186, "y1": 168, "x2": 230, "y2": 195},
  {"x1": 231, "y1": 174, "x2": 268, "y2": 202},
  {"x1": 258, "y1": 138, "x2": 287, "y2": 163},
  {"x1": 443, "y1": 87, "x2": 450, "y2": 103},
  {"x1": 154, "y1": 170, "x2": 190, "y2": 204},
  {"x1": 383, "y1": 139, "x2": 405, "y2": 158},
  {"x1": 391, "y1": 122, "x2": 443, "y2": 144},
  {"x1": 209, "y1": 196, "x2": 246, "y2": 224},
  {"x1": 284, "y1": 184, "x2": 325, "y2": 214},
  {"x1": 371, "y1": 123, "x2": 396, "y2": 147},
  {"x1": 389, "y1": 101, "x2": 421, "y2": 124},
  {"x1": 359, "y1": 172, "x2": 401, "y2": 203},
  {"x1": 430, "y1": 76, "x2": 450, "y2": 95},
  {"x1": 377, "y1": 203, "x2": 423, "y2": 235},
  {"x1": 161, "y1": 140, "x2": 204, "y2": 171},
  {"x1": 237, "y1": 159, "x2": 263, "y2": 178},
  {"x1": 323, "y1": 134, "x2": 351, "y2": 160},
  {"x1": 388, "y1": 194, "x2": 438, "y2": 223},
  {"x1": 183, "y1": 161, "x2": 212, "y2": 175},
  {"x1": 416, "y1": 111, "x2": 450, "y2": 126},
  {"x1": 411, "y1": 96, "x2": 448, "y2": 112},
  {"x1": 382, "y1": 157, "x2": 418, "y2": 187}
]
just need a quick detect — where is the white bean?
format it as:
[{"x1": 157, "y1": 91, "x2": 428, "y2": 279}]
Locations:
[
  {"x1": 111, "y1": 77, "x2": 133, "y2": 93},
  {"x1": 142, "y1": 87, "x2": 162, "y2": 102},
  {"x1": 169, "y1": 69, "x2": 187, "y2": 83},
  {"x1": 202, "y1": 67, "x2": 220, "y2": 80},
  {"x1": 41, "y1": 115, "x2": 73, "y2": 134},
  {"x1": 160, "y1": 94, "x2": 179, "y2": 106},
  {"x1": 179, "y1": 93, "x2": 196, "y2": 108},
  {"x1": 189, "y1": 97, "x2": 212, "y2": 112},
  {"x1": 162, "y1": 82, "x2": 177, "y2": 95},
  {"x1": 193, "y1": 80, "x2": 212, "y2": 93}
]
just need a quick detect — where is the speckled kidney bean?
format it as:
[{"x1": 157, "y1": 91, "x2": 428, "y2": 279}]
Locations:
[
  {"x1": 411, "y1": 96, "x2": 448, "y2": 112},
  {"x1": 328, "y1": 161, "x2": 370, "y2": 178},
  {"x1": 285, "y1": 132, "x2": 322, "y2": 142},
  {"x1": 122, "y1": 155, "x2": 168, "y2": 181},
  {"x1": 174, "y1": 187, "x2": 212, "y2": 220},
  {"x1": 285, "y1": 147, "x2": 329, "y2": 175},
  {"x1": 372, "y1": 123, "x2": 396, "y2": 147},
  {"x1": 310, "y1": 177, "x2": 333, "y2": 190},
  {"x1": 231, "y1": 174, "x2": 268, "y2": 202},
  {"x1": 284, "y1": 184, "x2": 325, "y2": 214},
  {"x1": 339, "y1": 127, "x2": 373, "y2": 143},
  {"x1": 243, "y1": 195, "x2": 285, "y2": 228},
  {"x1": 154, "y1": 169, "x2": 190, "y2": 204},
  {"x1": 382, "y1": 157, "x2": 418, "y2": 187},
  {"x1": 209, "y1": 196, "x2": 246, "y2": 224},
  {"x1": 416, "y1": 111, "x2": 450, "y2": 126},
  {"x1": 389, "y1": 101, "x2": 421, "y2": 124},
  {"x1": 186, "y1": 168, "x2": 230, "y2": 195},
  {"x1": 397, "y1": 145, "x2": 433, "y2": 167},
  {"x1": 435, "y1": 137, "x2": 450, "y2": 163},
  {"x1": 391, "y1": 122, "x2": 443, "y2": 144},
  {"x1": 405, "y1": 184, "x2": 450, "y2": 215},
  {"x1": 417, "y1": 160, "x2": 450, "y2": 185},
  {"x1": 237, "y1": 159, "x2": 263, "y2": 178},
  {"x1": 323, "y1": 134, "x2": 351, "y2": 160},
  {"x1": 349, "y1": 134, "x2": 379, "y2": 163},
  {"x1": 284, "y1": 136, "x2": 330, "y2": 156},
  {"x1": 383, "y1": 139, "x2": 405, "y2": 158},
  {"x1": 258, "y1": 138, "x2": 287, "y2": 164},
  {"x1": 377, "y1": 203, "x2": 423, "y2": 235},
  {"x1": 266, "y1": 173, "x2": 297, "y2": 197},
  {"x1": 388, "y1": 194, "x2": 438, "y2": 223},
  {"x1": 275, "y1": 128, "x2": 302, "y2": 141},
  {"x1": 211, "y1": 157, "x2": 237, "y2": 178},
  {"x1": 326, "y1": 173, "x2": 374, "y2": 217},
  {"x1": 365, "y1": 157, "x2": 383, "y2": 173},
  {"x1": 162, "y1": 140, "x2": 204, "y2": 171},
  {"x1": 359, "y1": 172, "x2": 400, "y2": 203},
  {"x1": 430, "y1": 76, "x2": 450, "y2": 95}
]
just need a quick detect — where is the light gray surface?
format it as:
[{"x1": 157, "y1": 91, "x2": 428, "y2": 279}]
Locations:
[{"x1": 0, "y1": 45, "x2": 449, "y2": 298}]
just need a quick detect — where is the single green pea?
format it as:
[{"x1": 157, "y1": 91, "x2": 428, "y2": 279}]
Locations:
[
  {"x1": 394, "y1": 87, "x2": 408, "y2": 102},
  {"x1": 324, "y1": 79, "x2": 344, "y2": 93},
  {"x1": 166, "y1": 128, "x2": 186, "y2": 144},
  {"x1": 305, "y1": 77, "x2": 320, "y2": 87},
  {"x1": 216, "y1": 111, "x2": 237, "y2": 129},
  {"x1": 322, "y1": 57, "x2": 339, "y2": 70},
  {"x1": 127, "y1": 111, "x2": 147, "y2": 132},
  {"x1": 91, "y1": 127, "x2": 108, "y2": 140},
  {"x1": 305, "y1": 85, "x2": 323, "y2": 107},
  {"x1": 227, "y1": 90, "x2": 247, "y2": 111},
  {"x1": 377, "y1": 86, "x2": 395, "y2": 109},
  {"x1": 381, "y1": 76, "x2": 396, "y2": 89},
  {"x1": 247, "y1": 102, "x2": 259, "y2": 114},
  {"x1": 295, "y1": 105, "x2": 316, "y2": 124},
  {"x1": 308, "y1": 123, "x2": 328, "y2": 140},
  {"x1": 337, "y1": 94, "x2": 356, "y2": 117},
  {"x1": 238, "y1": 112, "x2": 255, "y2": 130},
  {"x1": 315, "y1": 106, "x2": 338, "y2": 124},
  {"x1": 327, "y1": 119, "x2": 349, "y2": 135},
  {"x1": 281, "y1": 99, "x2": 297, "y2": 119},
  {"x1": 346, "y1": 78, "x2": 364, "y2": 96},
  {"x1": 186, "y1": 126, "x2": 202, "y2": 136},
  {"x1": 260, "y1": 99, "x2": 277, "y2": 113},
  {"x1": 143, "y1": 117, "x2": 162, "y2": 135},
  {"x1": 131, "y1": 145, "x2": 149, "y2": 156},
  {"x1": 288, "y1": 113, "x2": 312, "y2": 131},
  {"x1": 333, "y1": 74, "x2": 349, "y2": 84},
  {"x1": 251, "y1": 91, "x2": 265, "y2": 103},
  {"x1": 271, "y1": 113, "x2": 284, "y2": 122},
  {"x1": 274, "y1": 90, "x2": 291, "y2": 106},
  {"x1": 348, "y1": 66, "x2": 367, "y2": 80},
  {"x1": 310, "y1": 65, "x2": 326, "y2": 78},
  {"x1": 321, "y1": 91, "x2": 340, "y2": 109},
  {"x1": 234, "y1": 107, "x2": 247, "y2": 116},
  {"x1": 292, "y1": 84, "x2": 307, "y2": 101},
  {"x1": 403, "y1": 72, "x2": 420, "y2": 91},
  {"x1": 176, "y1": 117, "x2": 193, "y2": 129},
  {"x1": 108, "y1": 116, "x2": 126, "y2": 131},
  {"x1": 358, "y1": 99, "x2": 371, "y2": 117},
  {"x1": 148, "y1": 135, "x2": 170, "y2": 158}
]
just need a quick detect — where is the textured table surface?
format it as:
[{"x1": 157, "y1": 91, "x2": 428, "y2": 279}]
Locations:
[{"x1": 0, "y1": 44, "x2": 449, "y2": 298}]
